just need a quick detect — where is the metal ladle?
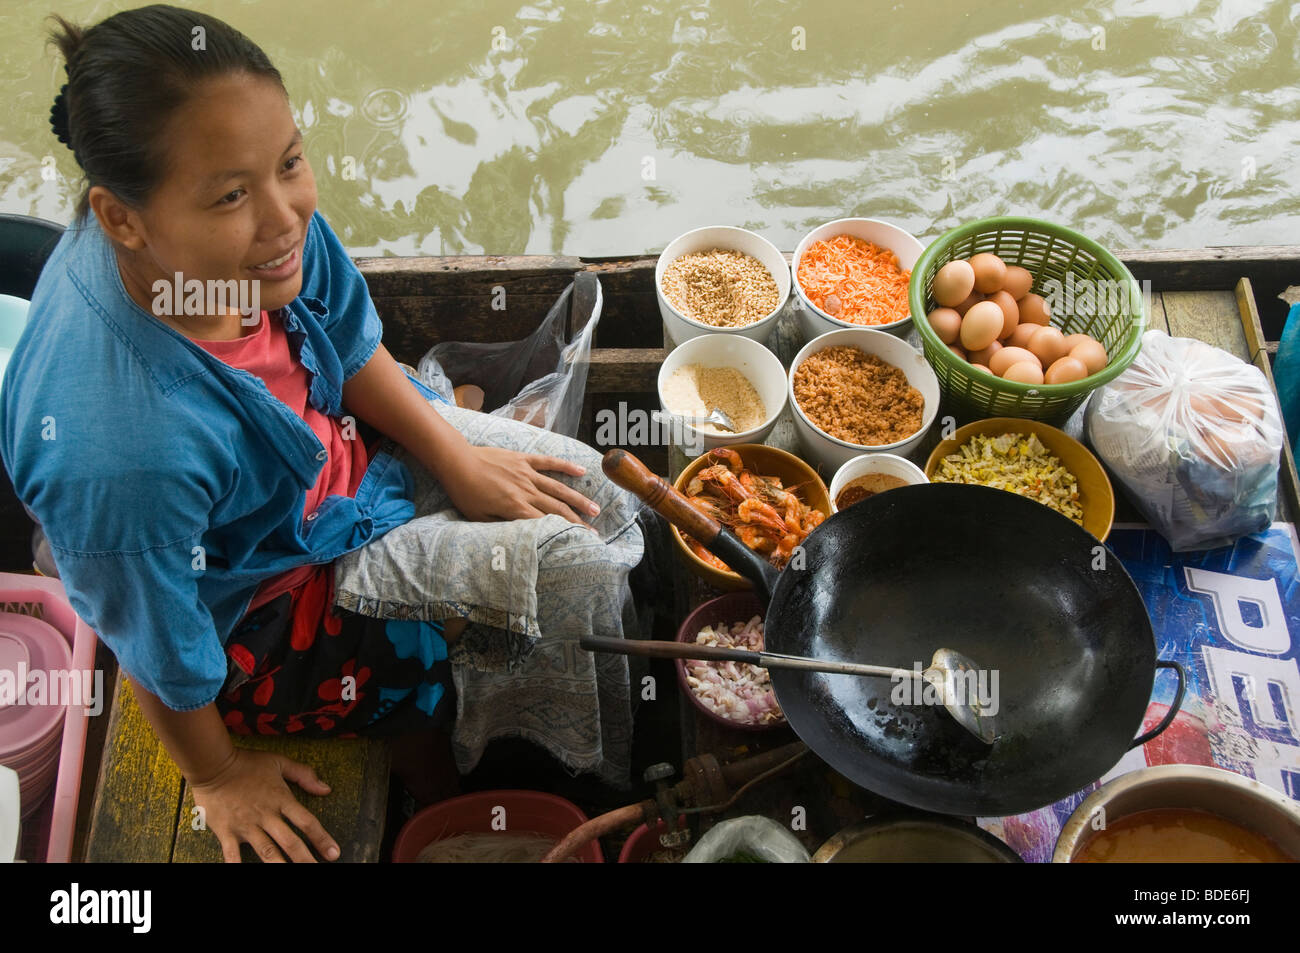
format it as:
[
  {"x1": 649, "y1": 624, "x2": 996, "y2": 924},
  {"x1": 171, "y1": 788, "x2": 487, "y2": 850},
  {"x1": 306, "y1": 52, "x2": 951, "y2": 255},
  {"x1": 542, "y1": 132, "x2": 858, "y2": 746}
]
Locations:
[
  {"x1": 652, "y1": 408, "x2": 738, "y2": 432},
  {"x1": 581, "y1": 637, "x2": 1002, "y2": 745}
]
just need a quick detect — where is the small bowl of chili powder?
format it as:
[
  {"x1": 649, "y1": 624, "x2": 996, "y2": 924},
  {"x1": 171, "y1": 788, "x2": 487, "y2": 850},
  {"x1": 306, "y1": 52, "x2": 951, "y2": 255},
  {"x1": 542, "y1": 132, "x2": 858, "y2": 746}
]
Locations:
[{"x1": 828, "y1": 452, "x2": 928, "y2": 514}]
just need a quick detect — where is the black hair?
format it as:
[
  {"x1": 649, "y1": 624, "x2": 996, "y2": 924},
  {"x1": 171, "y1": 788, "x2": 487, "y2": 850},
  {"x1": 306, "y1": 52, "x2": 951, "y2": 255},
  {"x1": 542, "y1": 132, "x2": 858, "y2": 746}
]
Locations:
[{"x1": 48, "y1": 5, "x2": 285, "y2": 220}]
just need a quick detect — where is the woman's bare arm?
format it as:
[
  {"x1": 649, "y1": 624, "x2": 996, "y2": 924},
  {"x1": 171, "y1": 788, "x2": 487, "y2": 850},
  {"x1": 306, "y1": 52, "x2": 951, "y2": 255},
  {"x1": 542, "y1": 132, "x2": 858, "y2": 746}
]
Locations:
[
  {"x1": 341, "y1": 342, "x2": 599, "y2": 525},
  {"x1": 130, "y1": 681, "x2": 340, "y2": 862}
]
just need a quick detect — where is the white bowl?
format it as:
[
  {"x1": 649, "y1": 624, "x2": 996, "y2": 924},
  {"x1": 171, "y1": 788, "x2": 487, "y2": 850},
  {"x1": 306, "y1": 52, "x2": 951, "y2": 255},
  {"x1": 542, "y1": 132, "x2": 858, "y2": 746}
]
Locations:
[
  {"x1": 791, "y1": 218, "x2": 924, "y2": 343},
  {"x1": 788, "y1": 327, "x2": 941, "y2": 478},
  {"x1": 828, "y1": 453, "x2": 929, "y2": 513},
  {"x1": 655, "y1": 226, "x2": 790, "y2": 349},
  {"x1": 657, "y1": 333, "x2": 789, "y2": 454}
]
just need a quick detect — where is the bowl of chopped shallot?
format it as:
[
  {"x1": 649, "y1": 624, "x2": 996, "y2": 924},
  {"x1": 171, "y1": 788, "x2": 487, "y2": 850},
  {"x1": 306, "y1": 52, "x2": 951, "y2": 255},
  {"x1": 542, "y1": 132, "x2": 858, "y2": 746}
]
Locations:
[
  {"x1": 792, "y1": 218, "x2": 924, "y2": 343},
  {"x1": 675, "y1": 592, "x2": 787, "y2": 732}
]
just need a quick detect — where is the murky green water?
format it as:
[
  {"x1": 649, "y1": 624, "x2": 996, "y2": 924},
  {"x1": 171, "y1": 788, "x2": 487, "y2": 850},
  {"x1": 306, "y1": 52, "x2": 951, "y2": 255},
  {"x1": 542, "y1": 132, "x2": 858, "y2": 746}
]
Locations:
[{"x1": 3, "y1": 0, "x2": 1298, "y2": 256}]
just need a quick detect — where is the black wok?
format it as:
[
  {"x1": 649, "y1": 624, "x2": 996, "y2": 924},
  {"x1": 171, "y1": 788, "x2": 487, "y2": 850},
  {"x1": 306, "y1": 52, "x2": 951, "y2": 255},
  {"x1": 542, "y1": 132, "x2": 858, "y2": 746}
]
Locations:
[{"x1": 599, "y1": 449, "x2": 1183, "y2": 817}]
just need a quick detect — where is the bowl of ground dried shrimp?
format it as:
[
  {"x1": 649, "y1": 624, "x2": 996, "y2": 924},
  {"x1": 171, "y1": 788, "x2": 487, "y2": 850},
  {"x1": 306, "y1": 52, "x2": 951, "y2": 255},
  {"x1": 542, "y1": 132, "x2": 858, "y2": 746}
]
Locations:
[
  {"x1": 923, "y1": 418, "x2": 1115, "y2": 541},
  {"x1": 657, "y1": 226, "x2": 790, "y2": 348},
  {"x1": 788, "y1": 328, "x2": 941, "y2": 476},
  {"x1": 657, "y1": 333, "x2": 788, "y2": 451}
]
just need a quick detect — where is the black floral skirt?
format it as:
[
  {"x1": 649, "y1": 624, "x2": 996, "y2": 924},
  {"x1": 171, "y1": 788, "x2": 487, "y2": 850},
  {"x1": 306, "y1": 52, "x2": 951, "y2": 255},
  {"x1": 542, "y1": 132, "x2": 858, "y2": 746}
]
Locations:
[{"x1": 214, "y1": 581, "x2": 456, "y2": 739}]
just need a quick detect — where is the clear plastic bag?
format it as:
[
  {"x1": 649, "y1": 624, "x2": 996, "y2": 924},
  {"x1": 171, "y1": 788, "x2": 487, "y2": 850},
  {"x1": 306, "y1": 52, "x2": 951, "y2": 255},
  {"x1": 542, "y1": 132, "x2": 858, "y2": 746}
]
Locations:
[
  {"x1": 414, "y1": 279, "x2": 601, "y2": 439},
  {"x1": 1085, "y1": 330, "x2": 1284, "y2": 551},
  {"x1": 680, "y1": 816, "x2": 811, "y2": 863}
]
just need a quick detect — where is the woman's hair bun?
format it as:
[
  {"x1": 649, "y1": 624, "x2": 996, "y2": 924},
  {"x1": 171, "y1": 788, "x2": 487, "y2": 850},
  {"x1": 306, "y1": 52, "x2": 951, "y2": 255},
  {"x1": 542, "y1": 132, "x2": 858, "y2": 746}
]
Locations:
[{"x1": 50, "y1": 82, "x2": 73, "y2": 149}]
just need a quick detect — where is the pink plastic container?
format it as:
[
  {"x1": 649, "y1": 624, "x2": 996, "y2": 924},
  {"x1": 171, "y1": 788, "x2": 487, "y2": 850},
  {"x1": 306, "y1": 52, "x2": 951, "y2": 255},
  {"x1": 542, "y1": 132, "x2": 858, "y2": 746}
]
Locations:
[
  {"x1": 0, "y1": 572, "x2": 98, "y2": 862},
  {"x1": 392, "y1": 789, "x2": 603, "y2": 863}
]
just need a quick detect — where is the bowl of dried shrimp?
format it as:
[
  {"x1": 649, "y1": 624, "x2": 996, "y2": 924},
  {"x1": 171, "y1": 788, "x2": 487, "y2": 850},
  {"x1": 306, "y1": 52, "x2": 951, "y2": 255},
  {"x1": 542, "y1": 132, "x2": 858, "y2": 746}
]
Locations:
[
  {"x1": 792, "y1": 218, "x2": 925, "y2": 343},
  {"x1": 671, "y1": 444, "x2": 831, "y2": 591},
  {"x1": 675, "y1": 591, "x2": 787, "y2": 732}
]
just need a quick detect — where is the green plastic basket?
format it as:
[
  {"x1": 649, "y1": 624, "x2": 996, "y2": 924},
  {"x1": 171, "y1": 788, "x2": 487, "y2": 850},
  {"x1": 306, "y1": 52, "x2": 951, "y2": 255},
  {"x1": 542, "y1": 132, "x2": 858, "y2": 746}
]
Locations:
[{"x1": 909, "y1": 216, "x2": 1146, "y2": 422}]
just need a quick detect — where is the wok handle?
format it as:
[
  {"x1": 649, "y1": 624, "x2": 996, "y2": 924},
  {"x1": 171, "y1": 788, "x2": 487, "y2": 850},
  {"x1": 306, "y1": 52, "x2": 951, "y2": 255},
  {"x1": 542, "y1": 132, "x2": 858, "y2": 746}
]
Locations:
[
  {"x1": 1128, "y1": 659, "x2": 1187, "y2": 750},
  {"x1": 601, "y1": 448, "x2": 723, "y2": 546},
  {"x1": 601, "y1": 448, "x2": 780, "y2": 602},
  {"x1": 580, "y1": 636, "x2": 762, "y2": 667}
]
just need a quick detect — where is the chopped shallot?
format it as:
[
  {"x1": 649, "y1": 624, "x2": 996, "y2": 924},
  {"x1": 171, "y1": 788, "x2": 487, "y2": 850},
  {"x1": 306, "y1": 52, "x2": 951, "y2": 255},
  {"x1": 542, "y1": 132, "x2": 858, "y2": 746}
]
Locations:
[{"x1": 684, "y1": 616, "x2": 784, "y2": 726}]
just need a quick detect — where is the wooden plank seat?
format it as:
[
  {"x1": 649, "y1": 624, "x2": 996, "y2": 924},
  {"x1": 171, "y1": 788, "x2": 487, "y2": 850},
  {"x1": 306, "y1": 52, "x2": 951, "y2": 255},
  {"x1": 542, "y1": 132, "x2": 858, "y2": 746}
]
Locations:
[{"x1": 85, "y1": 675, "x2": 390, "y2": 863}]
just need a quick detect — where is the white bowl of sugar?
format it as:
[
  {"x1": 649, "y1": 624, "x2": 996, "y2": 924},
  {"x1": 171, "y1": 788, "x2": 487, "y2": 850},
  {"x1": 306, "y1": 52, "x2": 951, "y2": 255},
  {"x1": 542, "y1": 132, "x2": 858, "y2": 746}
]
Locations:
[{"x1": 657, "y1": 333, "x2": 789, "y2": 453}]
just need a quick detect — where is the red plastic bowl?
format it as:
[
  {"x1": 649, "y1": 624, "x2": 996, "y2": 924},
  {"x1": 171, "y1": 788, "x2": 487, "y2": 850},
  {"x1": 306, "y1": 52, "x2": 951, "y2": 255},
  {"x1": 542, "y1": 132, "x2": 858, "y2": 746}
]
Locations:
[
  {"x1": 392, "y1": 790, "x2": 603, "y2": 863},
  {"x1": 675, "y1": 591, "x2": 785, "y2": 732},
  {"x1": 618, "y1": 816, "x2": 690, "y2": 863}
]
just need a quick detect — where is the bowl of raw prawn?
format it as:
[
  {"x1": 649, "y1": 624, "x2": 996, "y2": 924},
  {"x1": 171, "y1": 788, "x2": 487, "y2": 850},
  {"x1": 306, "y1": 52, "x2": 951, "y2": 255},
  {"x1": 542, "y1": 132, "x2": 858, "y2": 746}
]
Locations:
[
  {"x1": 671, "y1": 444, "x2": 832, "y2": 592},
  {"x1": 675, "y1": 591, "x2": 787, "y2": 732},
  {"x1": 792, "y1": 218, "x2": 925, "y2": 344}
]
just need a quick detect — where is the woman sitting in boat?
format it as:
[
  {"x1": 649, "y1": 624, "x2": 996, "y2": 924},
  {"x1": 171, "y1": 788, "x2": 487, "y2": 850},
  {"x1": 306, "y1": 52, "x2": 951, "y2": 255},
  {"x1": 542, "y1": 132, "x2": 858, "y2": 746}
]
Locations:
[{"x1": 0, "y1": 4, "x2": 650, "y2": 862}]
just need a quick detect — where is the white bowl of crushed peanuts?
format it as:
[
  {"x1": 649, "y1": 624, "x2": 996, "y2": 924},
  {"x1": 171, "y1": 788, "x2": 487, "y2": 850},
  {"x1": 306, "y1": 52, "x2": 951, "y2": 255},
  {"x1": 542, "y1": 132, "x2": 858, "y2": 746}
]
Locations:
[
  {"x1": 656, "y1": 226, "x2": 790, "y2": 349},
  {"x1": 657, "y1": 333, "x2": 789, "y2": 452}
]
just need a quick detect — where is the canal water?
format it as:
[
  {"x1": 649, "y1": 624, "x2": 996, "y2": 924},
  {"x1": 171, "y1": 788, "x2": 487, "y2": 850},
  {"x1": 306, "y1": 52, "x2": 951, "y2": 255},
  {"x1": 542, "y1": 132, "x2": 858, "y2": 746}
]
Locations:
[{"x1": 2, "y1": 0, "x2": 1298, "y2": 256}]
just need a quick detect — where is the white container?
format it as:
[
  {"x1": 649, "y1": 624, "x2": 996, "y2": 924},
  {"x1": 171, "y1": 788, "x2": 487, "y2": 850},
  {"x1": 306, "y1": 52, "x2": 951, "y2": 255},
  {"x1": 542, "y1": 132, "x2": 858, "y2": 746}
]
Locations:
[
  {"x1": 655, "y1": 226, "x2": 790, "y2": 349},
  {"x1": 788, "y1": 327, "x2": 941, "y2": 477},
  {"x1": 828, "y1": 453, "x2": 928, "y2": 514},
  {"x1": 790, "y1": 218, "x2": 924, "y2": 344},
  {"x1": 657, "y1": 333, "x2": 789, "y2": 454}
]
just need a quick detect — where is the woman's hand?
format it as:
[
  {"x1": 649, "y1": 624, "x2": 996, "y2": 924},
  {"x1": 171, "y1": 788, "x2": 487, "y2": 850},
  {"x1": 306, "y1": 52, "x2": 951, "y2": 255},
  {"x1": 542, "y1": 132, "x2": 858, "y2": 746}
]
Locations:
[
  {"x1": 440, "y1": 444, "x2": 601, "y2": 527},
  {"x1": 190, "y1": 748, "x2": 340, "y2": 863}
]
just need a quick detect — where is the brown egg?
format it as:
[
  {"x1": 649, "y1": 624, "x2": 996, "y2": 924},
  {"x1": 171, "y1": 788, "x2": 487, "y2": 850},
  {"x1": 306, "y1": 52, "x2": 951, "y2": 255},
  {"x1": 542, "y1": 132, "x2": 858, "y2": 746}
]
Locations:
[
  {"x1": 947, "y1": 343, "x2": 968, "y2": 360},
  {"x1": 988, "y1": 290, "x2": 1019, "y2": 339},
  {"x1": 1003, "y1": 361, "x2": 1045, "y2": 385},
  {"x1": 1006, "y1": 323, "x2": 1039, "y2": 349},
  {"x1": 989, "y1": 346, "x2": 1041, "y2": 377},
  {"x1": 960, "y1": 301, "x2": 1005, "y2": 352},
  {"x1": 955, "y1": 290, "x2": 985, "y2": 316},
  {"x1": 1018, "y1": 293, "x2": 1051, "y2": 326},
  {"x1": 1003, "y1": 265, "x2": 1034, "y2": 300},
  {"x1": 927, "y1": 307, "x2": 963, "y2": 345},
  {"x1": 1028, "y1": 326, "x2": 1070, "y2": 367},
  {"x1": 969, "y1": 340, "x2": 1002, "y2": 367},
  {"x1": 1045, "y1": 355, "x2": 1089, "y2": 385},
  {"x1": 1068, "y1": 337, "x2": 1109, "y2": 375},
  {"x1": 968, "y1": 253, "x2": 1007, "y2": 294},
  {"x1": 932, "y1": 260, "x2": 976, "y2": 308}
]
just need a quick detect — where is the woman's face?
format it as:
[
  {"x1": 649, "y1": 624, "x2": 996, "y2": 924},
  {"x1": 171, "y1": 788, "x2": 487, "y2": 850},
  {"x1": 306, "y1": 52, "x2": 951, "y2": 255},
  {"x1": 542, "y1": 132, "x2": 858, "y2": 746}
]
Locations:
[{"x1": 117, "y1": 72, "x2": 317, "y2": 317}]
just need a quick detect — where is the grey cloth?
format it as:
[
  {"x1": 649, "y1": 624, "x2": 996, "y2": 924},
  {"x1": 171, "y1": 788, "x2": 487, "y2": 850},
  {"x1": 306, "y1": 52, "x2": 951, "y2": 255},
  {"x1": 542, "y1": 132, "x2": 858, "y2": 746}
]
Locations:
[{"x1": 331, "y1": 399, "x2": 645, "y2": 787}]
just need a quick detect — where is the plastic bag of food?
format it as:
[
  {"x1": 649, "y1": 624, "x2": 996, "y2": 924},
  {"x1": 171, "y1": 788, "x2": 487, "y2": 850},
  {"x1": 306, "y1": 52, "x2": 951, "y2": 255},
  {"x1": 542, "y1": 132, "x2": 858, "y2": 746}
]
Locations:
[
  {"x1": 680, "y1": 816, "x2": 811, "y2": 863},
  {"x1": 414, "y1": 278, "x2": 600, "y2": 439},
  {"x1": 1085, "y1": 330, "x2": 1284, "y2": 550}
]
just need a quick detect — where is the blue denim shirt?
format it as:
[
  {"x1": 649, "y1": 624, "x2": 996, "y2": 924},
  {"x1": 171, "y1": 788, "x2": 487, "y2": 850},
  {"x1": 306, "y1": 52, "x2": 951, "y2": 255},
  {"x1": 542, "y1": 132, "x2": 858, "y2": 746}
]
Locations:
[{"x1": 0, "y1": 211, "x2": 440, "y2": 711}]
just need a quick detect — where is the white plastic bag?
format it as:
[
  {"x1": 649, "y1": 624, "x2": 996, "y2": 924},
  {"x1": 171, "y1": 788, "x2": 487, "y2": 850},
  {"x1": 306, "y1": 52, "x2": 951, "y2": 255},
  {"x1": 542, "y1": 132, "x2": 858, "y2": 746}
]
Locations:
[
  {"x1": 680, "y1": 816, "x2": 811, "y2": 863},
  {"x1": 415, "y1": 279, "x2": 601, "y2": 439},
  {"x1": 1085, "y1": 330, "x2": 1284, "y2": 551}
]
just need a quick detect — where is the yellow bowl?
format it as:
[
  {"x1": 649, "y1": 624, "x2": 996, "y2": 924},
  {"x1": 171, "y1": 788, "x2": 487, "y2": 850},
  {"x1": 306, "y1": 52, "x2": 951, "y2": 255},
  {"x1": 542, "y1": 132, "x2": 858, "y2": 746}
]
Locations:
[
  {"x1": 923, "y1": 418, "x2": 1115, "y2": 541},
  {"x1": 671, "y1": 444, "x2": 832, "y2": 591}
]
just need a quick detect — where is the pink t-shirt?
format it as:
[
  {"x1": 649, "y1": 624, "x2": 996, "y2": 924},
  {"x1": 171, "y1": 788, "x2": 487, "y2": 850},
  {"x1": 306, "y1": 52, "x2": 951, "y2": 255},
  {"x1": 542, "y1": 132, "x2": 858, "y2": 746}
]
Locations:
[{"x1": 194, "y1": 310, "x2": 368, "y2": 612}]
